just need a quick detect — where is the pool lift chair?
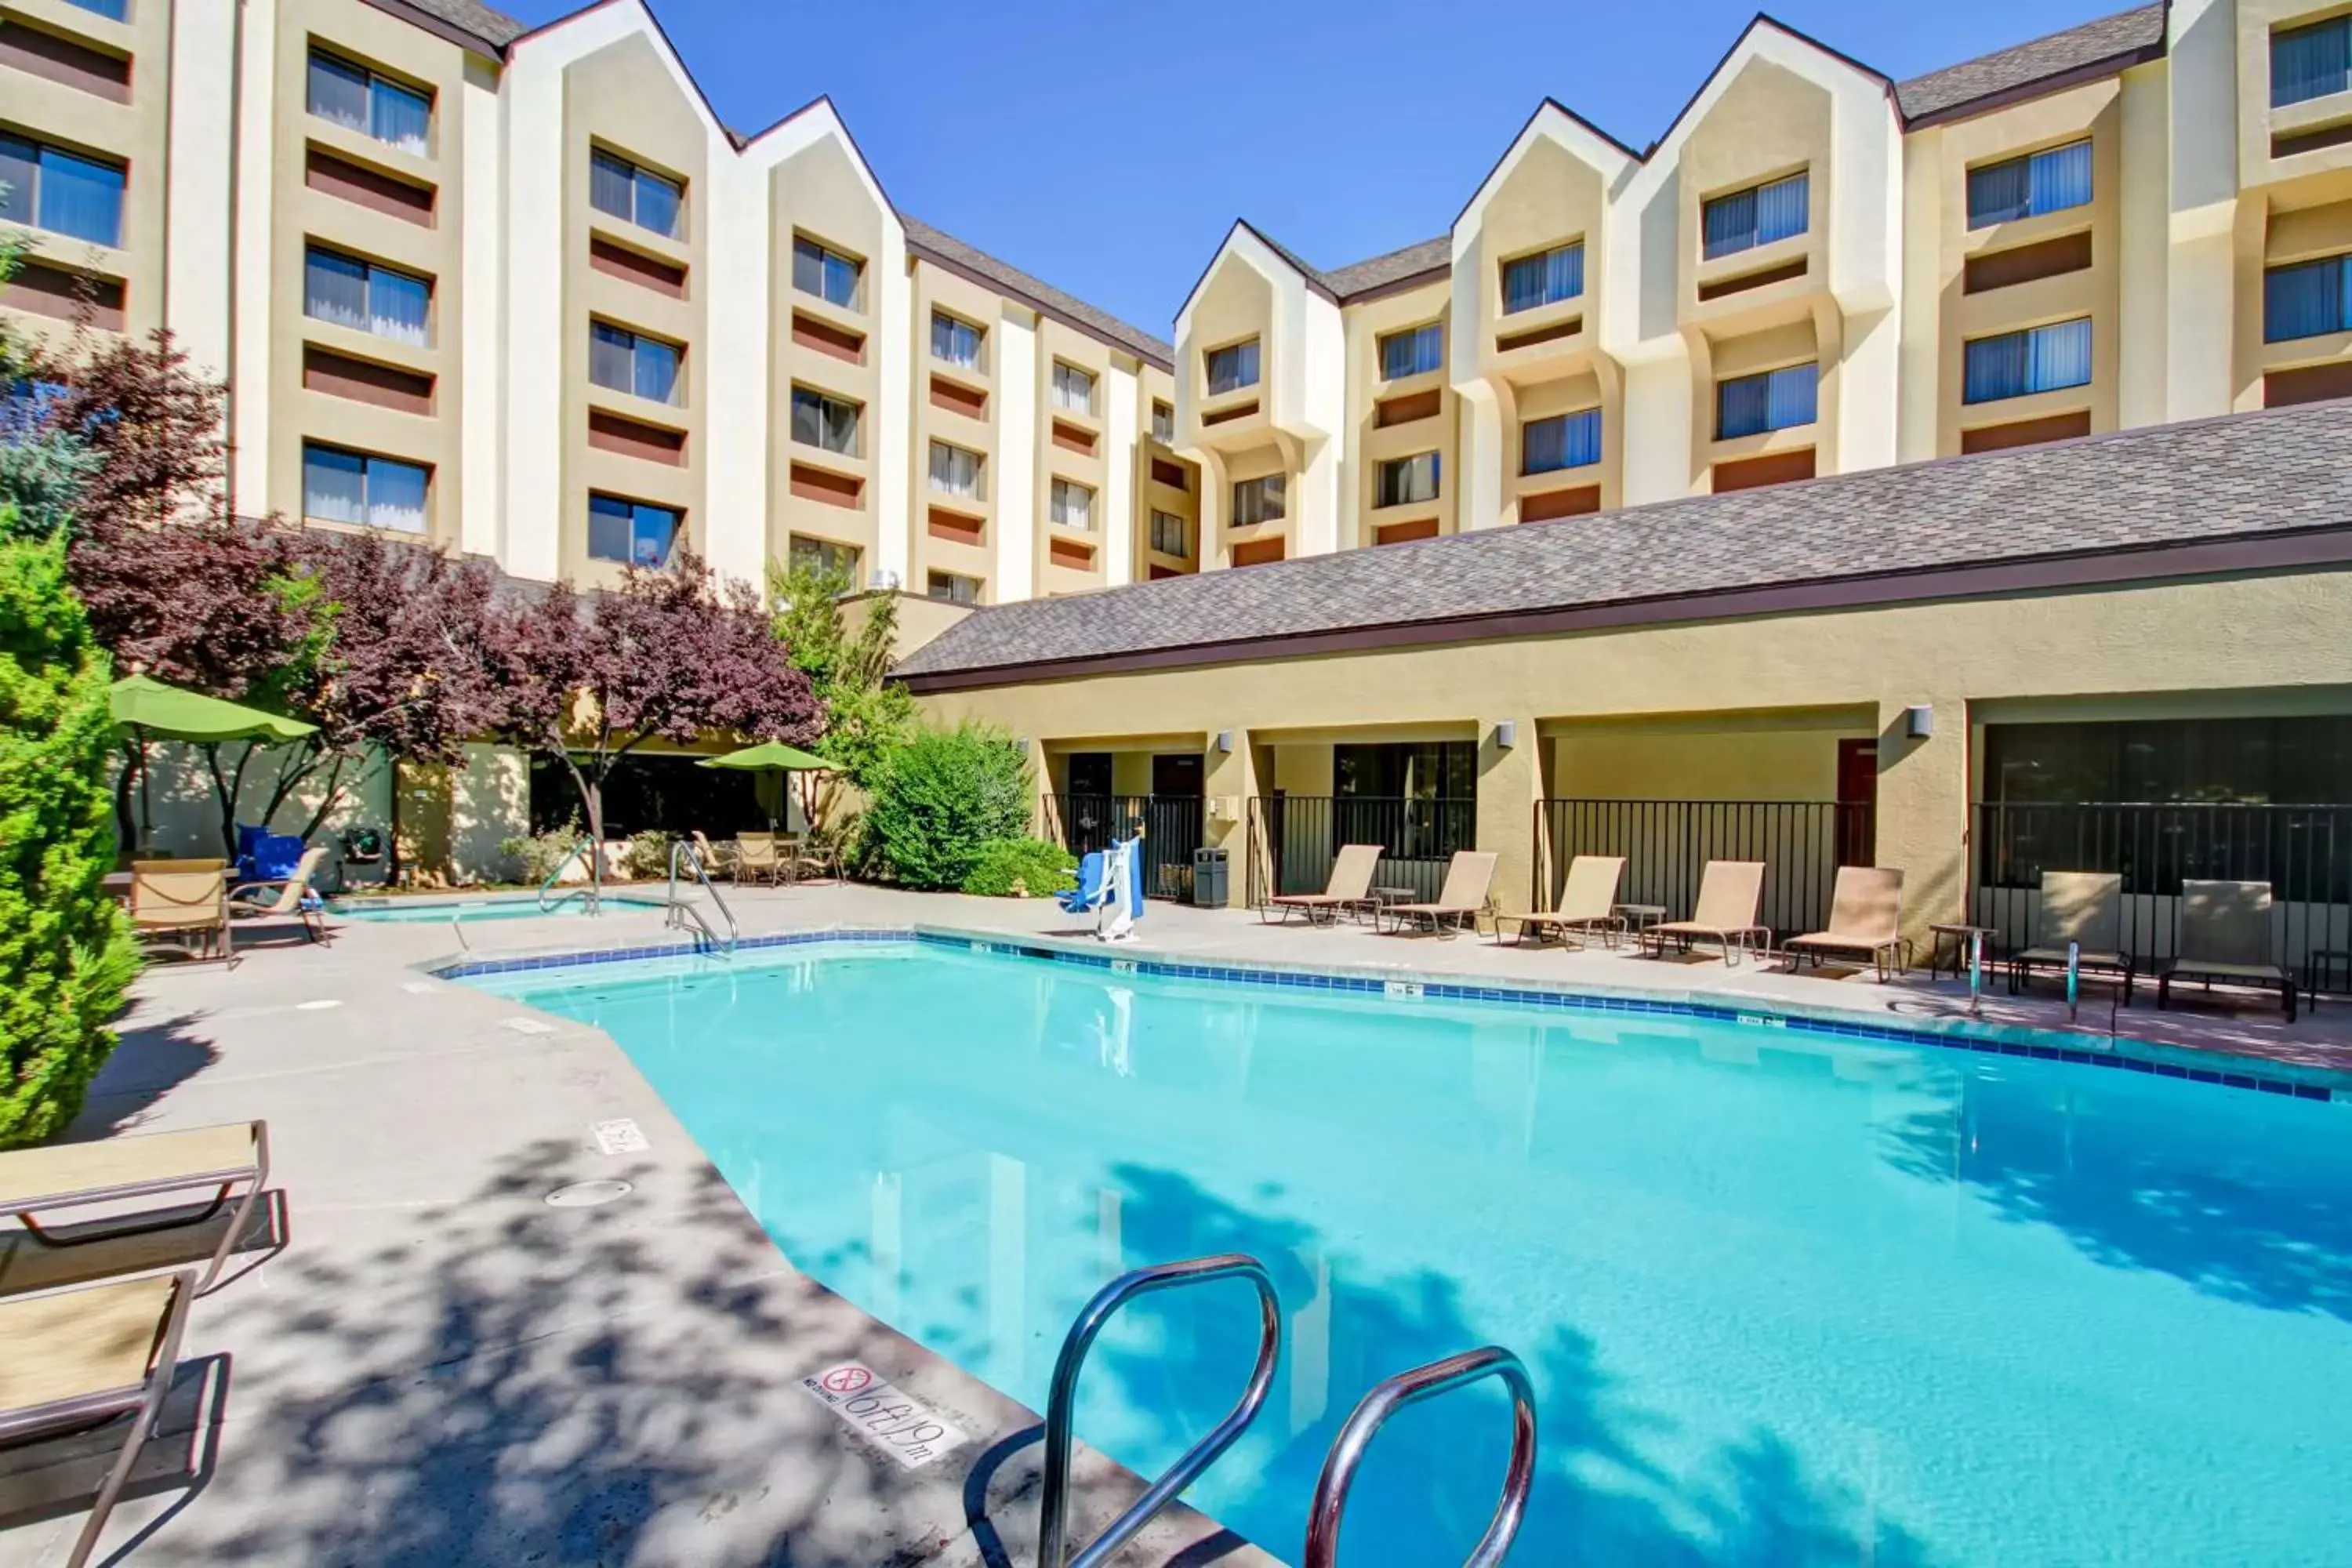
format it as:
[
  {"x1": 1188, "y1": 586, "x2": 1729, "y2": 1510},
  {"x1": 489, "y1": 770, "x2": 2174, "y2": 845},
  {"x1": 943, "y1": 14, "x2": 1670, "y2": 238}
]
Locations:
[
  {"x1": 1058, "y1": 832, "x2": 1145, "y2": 942},
  {"x1": 1036, "y1": 1254, "x2": 1538, "y2": 1568}
]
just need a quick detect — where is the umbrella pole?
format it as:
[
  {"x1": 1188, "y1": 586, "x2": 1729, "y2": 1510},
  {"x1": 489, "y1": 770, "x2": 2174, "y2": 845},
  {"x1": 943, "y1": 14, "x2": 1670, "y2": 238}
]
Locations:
[{"x1": 137, "y1": 726, "x2": 152, "y2": 853}]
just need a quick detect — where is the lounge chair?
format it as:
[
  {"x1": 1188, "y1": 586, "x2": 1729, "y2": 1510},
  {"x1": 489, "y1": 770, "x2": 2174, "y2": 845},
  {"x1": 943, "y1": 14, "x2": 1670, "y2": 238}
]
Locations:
[
  {"x1": 688, "y1": 830, "x2": 732, "y2": 880},
  {"x1": 733, "y1": 833, "x2": 783, "y2": 886},
  {"x1": 0, "y1": 1120, "x2": 270, "y2": 1300},
  {"x1": 2158, "y1": 878, "x2": 2296, "y2": 1020},
  {"x1": 1784, "y1": 866, "x2": 1908, "y2": 981},
  {"x1": 2008, "y1": 870, "x2": 2133, "y2": 1004},
  {"x1": 0, "y1": 1271, "x2": 198, "y2": 1568},
  {"x1": 1495, "y1": 855, "x2": 1627, "y2": 948},
  {"x1": 1260, "y1": 844, "x2": 1381, "y2": 927},
  {"x1": 1379, "y1": 851, "x2": 1498, "y2": 938},
  {"x1": 130, "y1": 860, "x2": 230, "y2": 963},
  {"x1": 1642, "y1": 859, "x2": 1771, "y2": 966},
  {"x1": 227, "y1": 844, "x2": 328, "y2": 942}
]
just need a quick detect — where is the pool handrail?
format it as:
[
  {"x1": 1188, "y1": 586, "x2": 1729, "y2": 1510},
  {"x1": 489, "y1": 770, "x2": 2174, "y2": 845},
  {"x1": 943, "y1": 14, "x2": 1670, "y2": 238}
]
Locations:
[
  {"x1": 666, "y1": 839, "x2": 738, "y2": 954},
  {"x1": 536, "y1": 836, "x2": 599, "y2": 915},
  {"x1": 1301, "y1": 1345, "x2": 1537, "y2": 1568},
  {"x1": 1037, "y1": 1253, "x2": 1283, "y2": 1568}
]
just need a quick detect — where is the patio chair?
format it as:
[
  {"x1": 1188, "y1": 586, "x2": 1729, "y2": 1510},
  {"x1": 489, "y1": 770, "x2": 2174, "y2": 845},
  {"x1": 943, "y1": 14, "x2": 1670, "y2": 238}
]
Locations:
[
  {"x1": 0, "y1": 1270, "x2": 198, "y2": 1568},
  {"x1": 1260, "y1": 843, "x2": 1382, "y2": 927},
  {"x1": 733, "y1": 833, "x2": 783, "y2": 887},
  {"x1": 1495, "y1": 855, "x2": 1627, "y2": 948},
  {"x1": 130, "y1": 860, "x2": 230, "y2": 963},
  {"x1": 2008, "y1": 871, "x2": 2133, "y2": 1004},
  {"x1": 1378, "y1": 851, "x2": 1498, "y2": 938},
  {"x1": 1642, "y1": 859, "x2": 1772, "y2": 966},
  {"x1": 0, "y1": 1120, "x2": 270, "y2": 1301},
  {"x1": 2158, "y1": 878, "x2": 2296, "y2": 1020},
  {"x1": 688, "y1": 831, "x2": 731, "y2": 880},
  {"x1": 1783, "y1": 866, "x2": 1908, "y2": 982},
  {"x1": 227, "y1": 844, "x2": 329, "y2": 942}
]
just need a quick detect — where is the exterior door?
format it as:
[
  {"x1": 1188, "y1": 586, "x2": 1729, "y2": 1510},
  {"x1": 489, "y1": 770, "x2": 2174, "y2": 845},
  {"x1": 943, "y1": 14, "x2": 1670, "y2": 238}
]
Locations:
[{"x1": 1835, "y1": 739, "x2": 1878, "y2": 866}]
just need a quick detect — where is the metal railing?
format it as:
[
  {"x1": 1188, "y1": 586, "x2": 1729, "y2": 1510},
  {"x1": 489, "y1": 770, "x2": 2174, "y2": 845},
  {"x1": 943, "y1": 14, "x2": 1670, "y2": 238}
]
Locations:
[
  {"x1": 537, "y1": 836, "x2": 599, "y2": 914},
  {"x1": 1971, "y1": 800, "x2": 2352, "y2": 978},
  {"x1": 1037, "y1": 1254, "x2": 1283, "y2": 1568},
  {"x1": 1302, "y1": 1346, "x2": 1538, "y2": 1568},
  {"x1": 1248, "y1": 795, "x2": 1478, "y2": 907},
  {"x1": 666, "y1": 839, "x2": 737, "y2": 954},
  {"x1": 1044, "y1": 794, "x2": 1206, "y2": 902},
  {"x1": 1537, "y1": 798, "x2": 1869, "y2": 938}
]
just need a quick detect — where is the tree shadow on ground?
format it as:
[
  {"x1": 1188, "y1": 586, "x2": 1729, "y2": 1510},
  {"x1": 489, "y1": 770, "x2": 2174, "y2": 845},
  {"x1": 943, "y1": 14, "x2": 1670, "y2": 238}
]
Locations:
[
  {"x1": 1877, "y1": 1062, "x2": 2352, "y2": 1321},
  {"x1": 69, "y1": 1011, "x2": 222, "y2": 1137}
]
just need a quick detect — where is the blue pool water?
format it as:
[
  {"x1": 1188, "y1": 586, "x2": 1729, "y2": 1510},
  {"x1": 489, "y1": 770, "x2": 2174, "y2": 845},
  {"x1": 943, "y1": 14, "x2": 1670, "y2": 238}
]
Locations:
[
  {"x1": 473, "y1": 942, "x2": 2352, "y2": 1566},
  {"x1": 331, "y1": 895, "x2": 666, "y2": 922}
]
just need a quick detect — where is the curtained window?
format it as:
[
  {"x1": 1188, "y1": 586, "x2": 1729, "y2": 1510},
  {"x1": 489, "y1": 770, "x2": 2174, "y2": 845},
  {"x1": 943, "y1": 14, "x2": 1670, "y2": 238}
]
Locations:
[
  {"x1": 1377, "y1": 322, "x2": 1444, "y2": 377},
  {"x1": 927, "y1": 441, "x2": 982, "y2": 498},
  {"x1": 1206, "y1": 339, "x2": 1260, "y2": 396},
  {"x1": 303, "y1": 443, "x2": 427, "y2": 533},
  {"x1": 2274, "y1": 15, "x2": 2352, "y2": 107},
  {"x1": 2263, "y1": 255, "x2": 2352, "y2": 342},
  {"x1": 1703, "y1": 172, "x2": 1808, "y2": 260},
  {"x1": 789, "y1": 387, "x2": 861, "y2": 455},
  {"x1": 0, "y1": 135, "x2": 125, "y2": 247},
  {"x1": 307, "y1": 49, "x2": 429, "y2": 154},
  {"x1": 1501, "y1": 243, "x2": 1583, "y2": 314},
  {"x1": 589, "y1": 322, "x2": 680, "y2": 404},
  {"x1": 1050, "y1": 478, "x2": 1095, "y2": 531},
  {"x1": 791, "y1": 236, "x2": 861, "y2": 308},
  {"x1": 304, "y1": 246, "x2": 429, "y2": 343},
  {"x1": 931, "y1": 311, "x2": 981, "y2": 368},
  {"x1": 1522, "y1": 408, "x2": 1602, "y2": 474},
  {"x1": 586, "y1": 493, "x2": 679, "y2": 567},
  {"x1": 589, "y1": 150, "x2": 684, "y2": 239},
  {"x1": 1966, "y1": 140, "x2": 2093, "y2": 227},
  {"x1": 1962, "y1": 318, "x2": 2092, "y2": 403},
  {"x1": 1715, "y1": 364, "x2": 1817, "y2": 438},
  {"x1": 1051, "y1": 362, "x2": 1094, "y2": 414},
  {"x1": 1374, "y1": 452, "x2": 1439, "y2": 508},
  {"x1": 1231, "y1": 474, "x2": 1285, "y2": 526}
]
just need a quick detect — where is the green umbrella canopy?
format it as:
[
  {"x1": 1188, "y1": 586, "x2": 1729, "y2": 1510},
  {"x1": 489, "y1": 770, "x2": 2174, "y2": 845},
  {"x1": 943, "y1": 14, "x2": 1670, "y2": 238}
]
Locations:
[
  {"x1": 109, "y1": 673, "x2": 316, "y2": 743},
  {"x1": 699, "y1": 740, "x2": 833, "y2": 771}
]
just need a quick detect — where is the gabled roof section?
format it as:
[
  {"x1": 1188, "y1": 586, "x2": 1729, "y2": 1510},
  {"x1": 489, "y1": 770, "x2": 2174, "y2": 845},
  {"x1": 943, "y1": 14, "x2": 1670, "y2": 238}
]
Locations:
[
  {"x1": 1639, "y1": 12, "x2": 1896, "y2": 169},
  {"x1": 894, "y1": 400, "x2": 2352, "y2": 687},
  {"x1": 377, "y1": 0, "x2": 527, "y2": 53},
  {"x1": 1896, "y1": 3, "x2": 2168, "y2": 125},
  {"x1": 903, "y1": 218, "x2": 1173, "y2": 368},
  {"x1": 1322, "y1": 237, "x2": 1451, "y2": 301},
  {"x1": 1174, "y1": 220, "x2": 1339, "y2": 324}
]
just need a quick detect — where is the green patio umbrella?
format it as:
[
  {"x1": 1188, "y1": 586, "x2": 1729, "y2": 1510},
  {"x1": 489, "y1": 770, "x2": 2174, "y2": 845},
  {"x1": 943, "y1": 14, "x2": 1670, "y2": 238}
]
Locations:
[
  {"x1": 110, "y1": 674, "x2": 316, "y2": 849},
  {"x1": 699, "y1": 741, "x2": 835, "y2": 831}
]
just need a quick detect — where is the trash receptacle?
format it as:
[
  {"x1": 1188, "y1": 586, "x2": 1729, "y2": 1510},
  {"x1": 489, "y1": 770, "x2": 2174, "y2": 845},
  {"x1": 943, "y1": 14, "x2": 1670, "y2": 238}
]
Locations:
[{"x1": 1193, "y1": 846, "x2": 1229, "y2": 908}]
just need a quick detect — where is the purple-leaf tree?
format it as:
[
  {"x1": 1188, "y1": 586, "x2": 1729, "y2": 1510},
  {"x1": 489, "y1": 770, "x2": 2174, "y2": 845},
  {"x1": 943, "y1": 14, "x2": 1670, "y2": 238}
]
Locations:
[{"x1": 481, "y1": 553, "x2": 820, "y2": 894}]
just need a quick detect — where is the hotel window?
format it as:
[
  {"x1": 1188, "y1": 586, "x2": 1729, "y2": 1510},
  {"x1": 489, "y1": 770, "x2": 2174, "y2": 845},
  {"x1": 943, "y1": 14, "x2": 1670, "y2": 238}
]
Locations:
[
  {"x1": 586, "y1": 492, "x2": 680, "y2": 567},
  {"x1": 1715, "y1": 363, "x2": 1817, "y2": 439},
  {"x1": 1152, "y1": 400, "x2": 1174, "y2": 442},
  {"x1": 1205, "y1": 338, "x2": 1260, "y2": 396},
  {"x1": 1702, "y1": 172, "x2": 1809, "y2": 260},
  {"x1": 2273, "y1": 14, "x2": 2352, "y2": 107},
  {"x1": 0, "y1": 135, "x2": 125, "y2": 247},
  {"x1": 302, "y1": 442, "x2": 427, "y2": 534},
  {"x1": 1049, "y1": 477, "x2": 1094, "y2": 532},
  {"x1": 1150, "y1": 509, "x2": 1189, "y2": 555},
  {"x1": 589, "y1": 149, "x2": 681, "y2": 239},
  {"x1": 1523, "y1": 408, "x2": 1602, "y2": 474},
  {"x1": 1962, "y1": 318, "x2": 2092, "y2": 404},
  {"x1": 66, "y1": 0, "x2": 129, "y2": 16},
  {"x1": 931, "y1": 310, "x2": 982, "y2": 368},
  {"x1": 1230, "y1": 474, "x2": 1284, "y2": 526},
  {"x1": 927, "y1": 570, "x2": 981, "y2": 606},
  {"x1": 2265, "y1": 254, "x2": 2352, "y2": 341},
  {"x1": 787, "y1": 534, "x2": 862, "y2": 587},
  {"x1": 1051, "y1": 361, "x2": 1094, "y2": 415},
  {"x1": 928, "y1": 439, "x2": 982, "y2": 499},
  {"x1": 1501, "y1": 242, "x2": 1584, "y2": 314},
  {"x1": 1374, "y1": 452, "x2": 1439, "y2": 508},
  {"x1": 1377, "y1": 322, "x2": 1444, "y2": 378},
  {"x1": 303, "y1": 245, "x2": 430, "y2": 345},
  {"x1": 792, "y1": 235, "x2": 862, "y2": 309},
  {"x1": 789, "y1": 386, "x2": 862, "y2": 456},
  {"x1": 1966, "y1": 140, "x2": 2092, "y2": 228},
  {"x1": 307, "y1": 49, "x2": 430, "y2": 156},
  {"x1": 589, "y1": 321, "x2": 681, "y2": 405}
]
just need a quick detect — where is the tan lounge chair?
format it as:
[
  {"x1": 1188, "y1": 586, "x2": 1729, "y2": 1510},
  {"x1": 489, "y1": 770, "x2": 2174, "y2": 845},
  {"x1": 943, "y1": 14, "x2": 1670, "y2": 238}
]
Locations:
[
  {"x1": 130, "y1": 859, "x2": 230, "y2": 963},
  {"x1": 1261, "y1": 843, "x2": 1382, "y2": 926},
  {"x1": 1784, "y1": 866, "x2": 1908, "y2": 981},
  {"x1": 0, "y1": 1121, "x2": 270, "y2": 1301},
  {"x1": 227, "y1": 844, "x2": 329, "y2": 942},
  {"x1": 1379, "y1": 851, "x2": 1497, "y2": 938},
  {"x1": 0, "y1": 1271, "x2": 198, "y2": 1568},
  {"x1": 2008, "y1": 870, "x2": 2134, "y2": 1004},
  {"x1": 1496, "y1": 855, "x2": 1627, "y2": 948},
  {"x1": 2159, "y1": 878, "x2": 2296, "y2": 1020},
  {"x1": 1642, "y1": 859, "x2": 1772, "y2": 966},
  {"x1": 733, "y1": 833, "x2": 783, "y2": 887}
]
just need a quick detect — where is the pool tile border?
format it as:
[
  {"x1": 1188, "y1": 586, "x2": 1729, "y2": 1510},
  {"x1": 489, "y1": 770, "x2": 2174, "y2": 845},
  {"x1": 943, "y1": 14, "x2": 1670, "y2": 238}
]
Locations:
[{"x1": 432, "y1": 924, "x2": 2350, "y2": 1105}]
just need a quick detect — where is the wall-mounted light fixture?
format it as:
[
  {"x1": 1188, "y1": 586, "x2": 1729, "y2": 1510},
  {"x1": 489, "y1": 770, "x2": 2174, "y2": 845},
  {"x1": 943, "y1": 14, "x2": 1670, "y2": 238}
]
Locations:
[
  {"x1": 1905, "y1": 704, "x2": 1934, "y2": 739},
  {"x1": 1494, "y1": 720, "x2": 1518, "y2": 750},
  {"x1": 1214, "y1": 730, "x2": 1233, "y2": 753}
]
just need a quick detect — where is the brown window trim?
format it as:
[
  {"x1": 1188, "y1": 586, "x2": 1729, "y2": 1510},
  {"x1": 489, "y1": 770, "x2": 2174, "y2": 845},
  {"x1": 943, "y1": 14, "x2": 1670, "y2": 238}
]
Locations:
[
  {"x1": 0, "y1": 258, "x2": 125, "y2": 329},
  {"x1": 1375, "y1": 388, "x2": 1443, "y2": 428},
  {"x1": 1230, "y1": 536, "x2": 1286, "y2": 568},
  {"x1": 1712, "y1": 447, "x2": 1817, "y2": 493},
  {"x1": 0, "y1": 19, "x2": 132, "y2": 103},
  {"x1": 306, "y1": 146, "x2": 435, "y2": 226},
  {"x1": 927, "y1": 506, "x2": 985, "y2": 546},
  {"x1": 930, "y1": 375, "x2": 986, "y2": 419},
  {"x1": 1051, "y1": 418, "x2": 1098, "y2": 456},
  {"x1": 1519, "y1": 483, "x2": 1602, "y2": 522},
  {"x1": 1495, "y1": 316, "x2": 1582, "y2": 354},
  {"x1": 1200, "y1": 401, "x2": 1258, "y2": 426},
  {"x1": 791, "y1": 310, "x2": 865, "y2": 365},
  {"x1": 1963, "y1": 230, "x2": 2092, "y2": 294},
  {"x1": 2274, "y1": 120, "x2": 2352, "y2": 160},
  {"x1": 1959, "y1": 408, "x2": 2090, "y2": 453},
  {"x1": 303, "y1": 345, "x2": 435, "y2": 414},
  {"x1": 1149, "y1": 457, "x2": 1189, "y2": 490},
  {"x1": 1374, "y1": 517, "x2": 1441, "y2": 546},
  {"x1": 1697, "y1": 257, "x2": 1808, "y2": 303},
  {"x1": 2264, "y1": 358, "x2": 2352, "y2": 407},
  {"x1": 588, "y1": 407, "x2": 687, "y2": 465},
  {"x1": 788, "y1": 461, "x2": 862, "y2": 509},
  {"x1": 1048, "y1": 536, "x2": 1096, "y2": 570},
  {"x1": 588, "y1": 235, "x2": 686, "y2": 299}
]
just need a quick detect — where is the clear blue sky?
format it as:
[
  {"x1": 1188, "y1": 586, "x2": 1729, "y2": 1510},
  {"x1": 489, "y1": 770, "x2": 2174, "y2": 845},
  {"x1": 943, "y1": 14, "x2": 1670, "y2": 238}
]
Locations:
[{"x1": 499, "y1": 0, "x2": 2123, "y2": 338}]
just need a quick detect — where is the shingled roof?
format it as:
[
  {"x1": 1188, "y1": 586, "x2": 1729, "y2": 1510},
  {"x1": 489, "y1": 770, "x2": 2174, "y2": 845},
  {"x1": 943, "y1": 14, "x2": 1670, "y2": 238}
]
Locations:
[
  {"x1": 1895, "y1": 3, "x2": 2168, "y2": 123},
  {"x1": 1322, "y1": 236, "x2": 1453, "y2": 299},
  {"x1": 895, "y1": 400, "x2": 2352, "y2": 686},
  {"x1": 902, "y1": 217, "x2": 1174, "y2": 368},
  {"x1": 400, "y1": 0, "x2": 527, "y2": 52}
]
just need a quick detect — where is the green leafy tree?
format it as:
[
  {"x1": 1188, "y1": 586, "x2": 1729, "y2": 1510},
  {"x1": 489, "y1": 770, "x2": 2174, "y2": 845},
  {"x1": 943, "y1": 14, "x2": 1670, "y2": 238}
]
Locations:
[
  {"x1": 961, "y1": 837, "x2": 1077, "y2": 898},
  {"x1": 0, "y1": 522, "x2": 138, "y2": 1145},
  {"x1": 864, "y1": 721, "x2": 1033, "y2": 891},
  {"x1": 769, "y1": 558, "x2": 916, "y2": 793}
]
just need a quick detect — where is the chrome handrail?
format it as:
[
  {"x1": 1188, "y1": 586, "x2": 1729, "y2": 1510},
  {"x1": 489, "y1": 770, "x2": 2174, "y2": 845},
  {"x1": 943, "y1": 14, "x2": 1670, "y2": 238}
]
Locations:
[
  {"x1": 1038, "y1": 1254, "x2": 1283, "y2": 1568},
  {"x1": 537, "y1": 837, "x2": 598, "y2": 914},
  {"x1": 1302, "y1": 1346, "x2": 1537, "y2": 1568},
  {"x1": 667, "y1": 840, "x2": 738, "y2": 953}
]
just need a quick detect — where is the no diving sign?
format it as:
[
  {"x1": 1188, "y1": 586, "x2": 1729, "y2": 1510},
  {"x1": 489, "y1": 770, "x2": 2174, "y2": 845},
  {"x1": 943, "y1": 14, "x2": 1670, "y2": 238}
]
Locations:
[{"x1": 800, "y1": 1361, "x2": 971, "y2": 1470}]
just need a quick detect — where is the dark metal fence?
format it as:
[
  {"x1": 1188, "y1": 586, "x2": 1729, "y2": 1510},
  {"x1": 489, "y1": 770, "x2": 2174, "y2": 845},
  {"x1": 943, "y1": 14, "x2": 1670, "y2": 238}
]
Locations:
[
  {"x1": 1537, "y1": 798, "x2": 1868, "y2": 938},
  {"x1": 1045, "y1": 793, "x2": 1204, "y2": 901},
  {"x1": 1971, "y1": 800, "x2": 2352, "y2": 982},
  {"x1": 1247, "y1": 795, "x2": 1478, "y2": 906}
]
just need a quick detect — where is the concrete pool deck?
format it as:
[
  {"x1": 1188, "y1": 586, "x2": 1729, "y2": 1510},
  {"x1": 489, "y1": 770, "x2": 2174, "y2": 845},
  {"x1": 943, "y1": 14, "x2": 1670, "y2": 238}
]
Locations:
[{"x1": 3, "y1": 882, "x2": 2346, "y2": 1566}]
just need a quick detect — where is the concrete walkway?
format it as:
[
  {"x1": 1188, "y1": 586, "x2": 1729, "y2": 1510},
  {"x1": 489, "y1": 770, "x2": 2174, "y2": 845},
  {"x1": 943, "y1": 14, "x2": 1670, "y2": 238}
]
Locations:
[{"x1": 2, "y1": 881, "x2": 2342, "y2": 1567}]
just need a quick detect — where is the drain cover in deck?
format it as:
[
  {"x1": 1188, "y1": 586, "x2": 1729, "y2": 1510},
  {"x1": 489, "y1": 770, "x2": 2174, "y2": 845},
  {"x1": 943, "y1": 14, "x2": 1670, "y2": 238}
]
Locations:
[{"x1": 544, "y1": 1179, "x2": 633, "y2": 1209}]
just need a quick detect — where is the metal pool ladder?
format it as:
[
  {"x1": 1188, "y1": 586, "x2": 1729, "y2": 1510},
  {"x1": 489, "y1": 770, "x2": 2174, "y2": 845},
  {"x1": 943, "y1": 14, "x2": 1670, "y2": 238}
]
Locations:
[
  {"x1": 537, "y1": 836, "x2": 599, "y2": 914},
  {"x1": 665, "y1": 839, "x2": 737, "y2": 955},
  {"x1": 1035, "y1": 1255, "x2": 1539, "y2": 1568}
]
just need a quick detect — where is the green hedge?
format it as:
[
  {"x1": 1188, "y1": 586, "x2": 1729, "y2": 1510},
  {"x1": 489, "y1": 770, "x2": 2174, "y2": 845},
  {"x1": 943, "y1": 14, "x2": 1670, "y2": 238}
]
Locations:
[
  {"x1": 961, "y1": 837, "x2": 1077, "y2": 898},
  {"x1": 865, "y1": 722, "x2": 1033, "y2": 891}
]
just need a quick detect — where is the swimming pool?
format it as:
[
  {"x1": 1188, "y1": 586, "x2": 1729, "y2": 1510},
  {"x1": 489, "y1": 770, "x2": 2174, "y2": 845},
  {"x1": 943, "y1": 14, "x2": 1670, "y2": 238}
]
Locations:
[
  {"x1": 469, "y1": 938, "x2": 2352, "y2": 1565},
  {"x1": 331, "y1": 894, "x2": 667, "y2": 922}
]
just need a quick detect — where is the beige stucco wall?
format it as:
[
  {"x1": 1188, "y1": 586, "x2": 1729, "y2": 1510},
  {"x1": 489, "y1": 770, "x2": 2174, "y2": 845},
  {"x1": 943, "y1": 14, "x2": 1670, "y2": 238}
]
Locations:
[{"x1": 1344, "y1": 278, "x2": 1458, "y2": 544}]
